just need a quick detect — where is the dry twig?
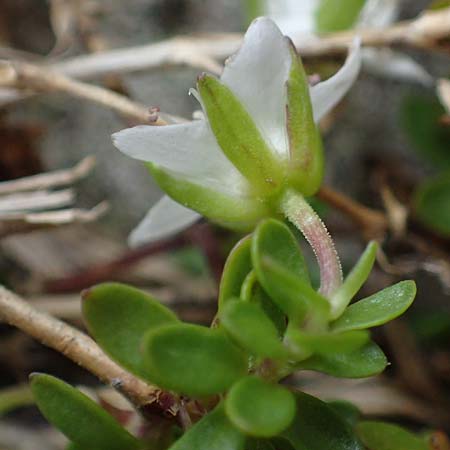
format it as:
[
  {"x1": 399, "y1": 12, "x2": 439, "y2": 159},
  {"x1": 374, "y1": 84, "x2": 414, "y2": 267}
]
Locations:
[{"x1": 0, "y1": 285, "x2": 159, "y2": 407}]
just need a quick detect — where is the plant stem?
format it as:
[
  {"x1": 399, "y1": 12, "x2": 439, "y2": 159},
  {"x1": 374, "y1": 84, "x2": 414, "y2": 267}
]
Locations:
[{"x1": 281, "y1": 190, "x2": 342, "y2": 298}]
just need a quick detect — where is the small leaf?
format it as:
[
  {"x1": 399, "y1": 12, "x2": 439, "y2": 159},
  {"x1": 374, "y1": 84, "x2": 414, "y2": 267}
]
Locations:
[
  {"x1": 415, "y1": 172, "x2": 450, "y2": 236},
  {"x1": 142, "y1": 323, "x2": 247, "y2": 397},
  {"x1": 169, "y1": 403, "x2": 245, "y2": 450},
  {"x1": 252, "y1": 219, "x2": 310, "y2": 285},
  {"x1": 296, "y1": 341, "x2": 388, "y2": 378},
  {"x1": 197, "y1": 74, "x2": 284, "y2": 195},
  {"x1": 330, "y1": 241, "x2": 378, "y2": 319},
  {"x1": 315, "y1": 0, "x2": 366, "y2": 33},
  {"x1": 286, "y1": 329, "x2": 369, "y2": 357},
  {"x1": 219, "y1": 236, "x2": 253, "y2": 311},
  {"x1": 279, "y1": 391, "x2": 363, "y2": 450},
  {"x1": 327, "y1": 400, "x2": 361, "y2": 426},
  {"x1": 82, "y1": 282, "x2": 178, "y2": 377},
  {"x1": 331, "y1": 281, "x2": 416, "y2": 332},
  {"x1": 356, "y1": 421, "x2": 428, "y2": 450},
  {"x1": 220, "y1": 300, "x2": 288, "y2": 359},
  {"x1": 225, "y1": 376, "x2": 296, "y2": 438},
  {"x1": 30, "y1": 374, "x2": 141, "y2": 450}
]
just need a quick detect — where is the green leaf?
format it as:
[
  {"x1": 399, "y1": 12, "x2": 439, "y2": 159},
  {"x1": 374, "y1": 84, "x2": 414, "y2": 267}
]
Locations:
[
  {"x1": 286, "y1": 329, "x2": 369, "y2": 357},
  {"x1": 30, "y1": 374, "x2": 141, "y2": 450},
  {"x1": 401, "y1": 94, "x2": 450, "y2": 169},
  {"x1": 197, "y1": 74, "x2": 284, "y2": 195},
  {"x1": 82, "y1": 282, "x2": 178, "y2": 377},
  {"x1": 330, "y1": 241, "x2": 378, "y2": 319},
  {"x1": 296, "y1": 341, "x2": 388, "y2": 378},
  {"x1": 415, "y1": 172, "x2": 450, "y2": 235},
  {"x1": 219, "y1": 236, "x2": 253, "y2": 311},
  {"x1": 225, "y1": 376, "x2": 296, "y2": 438},
  {"x1": 356, "y1": 421, "x2": 428, "y2": 450},
  {"x1": 252, "y1": 219, "x2": 310, "y2": 284},
  {"x1": 327, "y1": 400, "x2": 361, "y2": 427},
  {"x1": 286, "y1": 41, "x2": 324, "y2": 196},
  {"x1": 220, "y1": 300, "x2": 288, "y2": 359},
  {"x1": 315, "y1": 0, "x2": 366, "y2": 33},
  {"x1": 279, "y1": 391, "x2": 363, "y2": 450},
  {"x1": 142, "y1": 323, "x2": 247, "y2": 397},
  {"x1": 331, "y1": 281, "x2": 416, "y2": 332},
  {"x1": 169, "y1": 403, "x2": 245, "y2": 450}
]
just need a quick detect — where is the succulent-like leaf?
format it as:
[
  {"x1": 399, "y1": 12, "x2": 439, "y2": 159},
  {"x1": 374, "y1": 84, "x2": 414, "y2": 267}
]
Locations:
[
  {"x1": 220, "y1": 300, "x2": 288, "y2": 359},
  {"x1": 170, "y1": 403, "x2": 245, "y2": 450},
  {"x1": 286, "y1": 329, "x2": 369, "y2": 357},
  {"x1": 219, "y1": 236, "x2": 253, "y2": 310},
  {"x1": 279, "y1": 391, "x2": 363, "y2": 450},
  {"x1": 225, "y1": 376, "x2": 296, "y2": 438},
  {"x1": 327, "y1": 400, "x2": 361, "y2": 426},
  {"x1": 296, "y1": 341, "x2": 388, "y2": 378},
  {"x1": 330, "y1": 241, "x2": 378, "y2": 319},
  {"x1": 82, "y1": 282, "x2": 178, "y2": 377},
  {"x1": 142, "y1": 323, "x2": 247, "y2": 397},
  {"x1": 197, "y1": 74, "x2": 284, "y2": 195},
  {"x1": 286, "y1": 42, "x2": 324, "y2": 196},
  {"x1": 356, "y1": 421, "x2": 428, "y2": 450},
  {"x1": 30, "y1": 374, "x2": 141, "y2": 450},
  {"x1": 331, "y1": 281, "x2": 416, "y2": 332}
]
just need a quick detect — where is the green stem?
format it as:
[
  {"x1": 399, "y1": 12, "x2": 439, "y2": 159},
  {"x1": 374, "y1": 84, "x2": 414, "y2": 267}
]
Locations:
[{"x1": 281, "y1": 190, "x2": 342, "y2": 298}]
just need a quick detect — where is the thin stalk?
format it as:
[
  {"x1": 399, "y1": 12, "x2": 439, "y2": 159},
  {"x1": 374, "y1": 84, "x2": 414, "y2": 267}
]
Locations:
[{"x1": 281, "y1": 190, "x2": 342, "y2": 298}]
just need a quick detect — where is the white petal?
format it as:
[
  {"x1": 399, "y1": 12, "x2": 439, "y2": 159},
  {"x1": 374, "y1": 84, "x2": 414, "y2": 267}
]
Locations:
[
  {"x1": 112, "y1": 119, "x2": 248, "y2": 196},
  {"x1": 220, "y1": 17, "x2": 291, "y2": 158},
  {"x1": 129, "y1": 196, "x2": 201, "y2": 247},
  {"x1": 310, "y1": 39, "x2": 361, "y2": 122},
  {"x1": 362, "y1": 48, "x2": 433, "y2": 86}
]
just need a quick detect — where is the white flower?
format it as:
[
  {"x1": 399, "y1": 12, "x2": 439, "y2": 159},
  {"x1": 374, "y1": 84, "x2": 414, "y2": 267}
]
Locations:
[{"x1": 113, "y1": 18, "x2": 361, "y2": 246}]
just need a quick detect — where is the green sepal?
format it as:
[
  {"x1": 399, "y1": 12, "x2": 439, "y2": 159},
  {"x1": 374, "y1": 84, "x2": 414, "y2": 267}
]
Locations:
[
  {"x1": 415, "y1": 171, "x2": 450, "y2": 236},
  {"x1": 30, "y1": 374, "x2": 141, "y2": 450},
  {"x1": 331, "y1": 281, "x2": 416, "y2": 332},
  {"x1": 225, "y1": 376, "x2": 296, "y2": 438},
  {"x1": 286, "y1": 41, "x2": 324, "y2": 196},
  {"x1": 296, "y1": 341, "x2": 388, "y2": 378},
  {"x1": 149, "y1": 164, "x2": 270, "y2": 232},
  {"x1": 330, "y1": 241, "x2": 378, "y2": 319},
  {"x1": 142, "y1": 323, "x2": 248, "y2": 397},
  {"x1": 285, "y1": 329, "x2": 369, "y2": 358},
  {"x1": 356, "y1": 421, "x2": 428, "y2": 450},
  {"x1": 197, "y1": 74, "x2": 284, "y2": 196},
  {"x1": 219, "y1": 236, "x2": 252, "y2": 311},
  {"x1": 220, "y1": 299, "x2": 288, "y2": 359},
  {"x1": 315, "y1": 0, "x2": 366, "y2": 33},
  {"x1": 82, "y1": 282, "x2": 178, "y2": 377},
  {"x1": 169, "y1": 403, "x2": 246, "y2": 450},
  {"x1": 278, "y1": 391, "x2": 363, "y2": 450}
]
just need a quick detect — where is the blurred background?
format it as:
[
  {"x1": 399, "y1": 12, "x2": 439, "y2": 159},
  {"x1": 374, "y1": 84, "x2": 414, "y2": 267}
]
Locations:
[{"x1": 0, "y1": 0, "x2": 449, "y2": 448}]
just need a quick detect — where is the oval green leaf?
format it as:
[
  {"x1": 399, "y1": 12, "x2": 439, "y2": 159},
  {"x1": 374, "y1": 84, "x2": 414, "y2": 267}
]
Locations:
[
  {"x1": 142, "y1": 323, "x2": 247, "y2": 397},
  {"x1": 279, "y1": 391, "x2": 363, "y2": 450},
  {"x1": 331, "y1": 281, "x2": 416, "y2": 332},
  {"x1": 356, "y1": 421, "x2": 428, "y2": 450},
  {"x1": 286, "y1": 329, "x2": 369, "y2": 357},
  {"x1": 220, "y1": 300, "x2": 287, "y2": 359},
  {"x1": 219, "y1": 236, "x2": 253, "y2": 311},
  {"x1": 296, "y1": 341, "x2": 388, "y2": 378},
  {"x1": 225, "y1": 376, "x2": 296, "y2": 438},
  {"x1": 82, "y1": 282, "x2": 178, "y2": 377},
  {"x1": 327, "y1": 400, "x2": 361, "y2": 427},
  {"x1": 169, "y1": 403, "x2": 245, "y2": 450},
  {"x1": 30, "y1": 374, "x2": 141, "y2": 450}
]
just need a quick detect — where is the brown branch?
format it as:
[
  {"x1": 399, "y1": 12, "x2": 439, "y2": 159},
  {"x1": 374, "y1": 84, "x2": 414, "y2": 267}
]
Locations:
[
  {"x1": 317, "y1": 185, "x2": 388, "y2": 237},
  {"x1": 0, "y1": 60, "x2": 167, "y2": 125},
  {"x1": 0, "y1": 284, "x2": 159, "y2": 408}
]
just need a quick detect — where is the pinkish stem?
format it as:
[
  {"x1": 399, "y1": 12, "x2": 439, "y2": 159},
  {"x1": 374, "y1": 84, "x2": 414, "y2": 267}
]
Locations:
[{"x1": 281, "y1": 190, "x2": 342, "y2": 298}]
